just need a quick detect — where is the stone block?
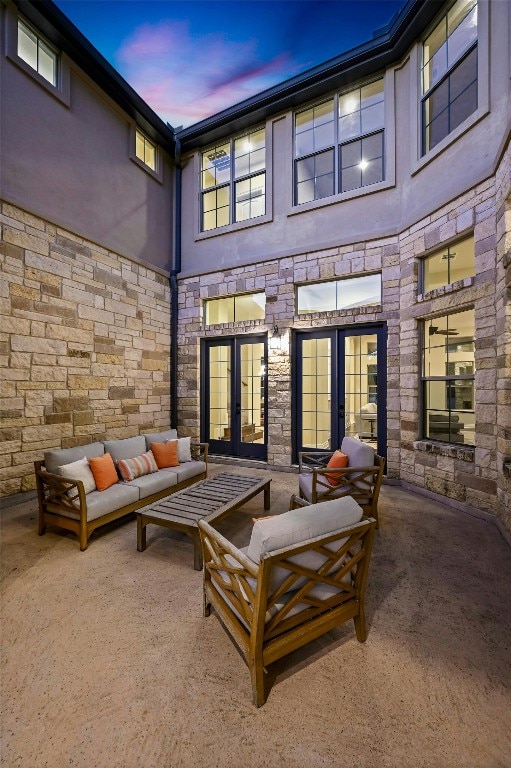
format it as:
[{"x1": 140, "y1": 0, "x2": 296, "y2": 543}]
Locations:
[
  {"x1": 68, "y1": 375, "x2": 109, "y2": 389},
  {"x1": 11, "y1": 336, "x2": 67, "y2": 355},
  {"x1": 22, "y1": 423, "x2": 73, "y2": 442}
]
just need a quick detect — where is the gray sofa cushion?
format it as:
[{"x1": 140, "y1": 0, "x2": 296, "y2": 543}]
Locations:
[
  {"x1": 44, "y1": 443, "x2": 105, "y2": 475},
  {"x1": 175, "y1": 461, "x2": 207, "y2": 483},
  {"x1": 47, "y1": 483, "x2": 139, "y2": 522},
  {"x1": 126, "y1": 471, "x2": 178, "y2": 500},
  {"x1": 103, "y1": 436, "x2": 146, "y2": 463},
  {"x1": 144, "y1": 429, "x2": 177, "y2": 451}
]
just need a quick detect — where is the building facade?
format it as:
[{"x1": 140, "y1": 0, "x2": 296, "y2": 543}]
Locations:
[{"x1": 1, "y1": 0, "x2": 510, "y2": 535}]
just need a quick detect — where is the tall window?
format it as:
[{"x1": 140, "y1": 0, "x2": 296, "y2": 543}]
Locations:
[
  {"x1": 17, "y1": 19, "x2": 57, "y2": 86},
  {"x1": 135, "y1": 130, "x2": 157, "y2": 171},
  {"x1": 422, "y1": 0, "x2": 478, "y2": 154},
  {"x1": 294, "y1": 78, "x2": 384, "y2": 205},
  {"x1": 422, "y1": 235, "x2": 475, "y2": 292},
  {"x1": 422, "y1": 309, "x2": 475, "y2": 445},
  {"x1": 201, "y1": 128, "x2": 266, "y2": 231}
]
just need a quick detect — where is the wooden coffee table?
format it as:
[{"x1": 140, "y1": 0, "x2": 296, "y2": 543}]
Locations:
[{"x1": 136, "y1": 472, "x2": 271, "y2": 569}]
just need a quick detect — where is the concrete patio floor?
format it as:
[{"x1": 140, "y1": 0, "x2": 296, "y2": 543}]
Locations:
[{"x1": 1, "y1": 464, "x2": 511, "y2": 768}]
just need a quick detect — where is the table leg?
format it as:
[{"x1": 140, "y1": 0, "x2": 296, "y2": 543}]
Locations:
[
  {"x1": 264, "y1": 482, "x2": 271, "y2": 510},
  {"x1": 137, "y1": 514, "x2": 147, "y2": 552}
]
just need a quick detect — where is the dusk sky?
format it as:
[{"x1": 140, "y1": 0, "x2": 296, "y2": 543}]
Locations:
[{"x1": 54, "y1": 0, "x2": 407, "y2": 128}]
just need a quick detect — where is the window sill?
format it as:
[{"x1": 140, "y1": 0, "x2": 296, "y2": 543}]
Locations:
[
  {"x1": 417, "y1": 276, "x2": 475, "y2": 302},
  {"x1": 413, "y1": 440, "x2": 474, "y2": 462},
  {"x1": 203, "y1": 319, "x2": 266, "y2": 333},
  {"x1": 295, "y1": 304, "x2": 382, "y2": 321},
  {"x1": 287, "y1": 179, "x2": 395, "y2": 217},
  {"x1": 195, "y1": 213, "x2": 272, "y2": 241}
]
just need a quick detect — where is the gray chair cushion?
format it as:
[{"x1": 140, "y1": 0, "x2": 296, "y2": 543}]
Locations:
[
  {"x1": 144, "y1": 429, "x2": 178, "y2": 451},
  {"x1": 103, "y1": 436, "x2": 146, "y2": 463},
  {"x1": 125, "y1": 471, "x2": 177, "y2": 500},
  {"x1": 247, "y1": 497, "x2": 363, "y2": 592},
  {"x1": 341, "y1": 436, "x2": 375, "y2": 468},
  {"x1": 44, "y1": 443, "x2": 105, "y2": 475},
  {"x1": 47, "y1": 483, "x2": 139, "y2": 522}
]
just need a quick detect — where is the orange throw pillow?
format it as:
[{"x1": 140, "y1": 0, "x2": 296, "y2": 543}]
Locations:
[
  {"x1": 89, "y1": 453, "x2": 118, "y2": 492},
  {"x1": 151, "y1": 440, "x2": 179, "y2": 468},
  {"x1": 325, "y1": 450, "x2": 349, "y2": 486}
]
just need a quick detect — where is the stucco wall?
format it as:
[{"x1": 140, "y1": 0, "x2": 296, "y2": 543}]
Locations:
[
  {"x1": 0, "y1": 202, "x2": 171, "y2": 496},
  {"x1": 0, "y1": 2, "x2": 174, "y2": 273}
]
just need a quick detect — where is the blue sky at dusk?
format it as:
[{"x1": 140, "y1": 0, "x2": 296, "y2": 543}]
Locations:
[{"x1": 54, "y1": 0, "x2": 406, "y2": 128}]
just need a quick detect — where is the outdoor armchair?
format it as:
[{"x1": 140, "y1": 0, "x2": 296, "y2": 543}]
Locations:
[
  {"x1": 198, "y1": 494, "x2": 376, "y2": 707},
  {"x1": 298, "y1": 436, "x2": 385, "y2": 526}
]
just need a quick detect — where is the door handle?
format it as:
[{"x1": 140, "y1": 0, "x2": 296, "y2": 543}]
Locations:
[
  {"x1": 339, "y1": 406, "x2": 345, "y2": 418},
  {"x1": 235, "y1": 403, "x2": 241, "y2": 415}
]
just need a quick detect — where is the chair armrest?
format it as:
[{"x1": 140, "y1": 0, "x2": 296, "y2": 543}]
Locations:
[
  {"x1": 34, "y1": 463, "x2": 88, "y2": 518},
  {"x1": 191, "y1": 442, "x2": 208, "y2": 463},
  {"x1": 198, "y1": 519, "x2": 259, "y2": 577},
  {"x1": 298, "y1": 451, "x2": 334, "y2": 472},
  {"x1": 289, "y1": 494, "x2": 311, "y2": 510}
]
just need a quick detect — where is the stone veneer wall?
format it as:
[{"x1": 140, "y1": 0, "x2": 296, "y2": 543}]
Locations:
[
  {"x1": 0, "y1": 202, "x2": 171, "y2": 496},
  {"x1": 177, "y1": 142, "x2": 510, "y2": 532}
]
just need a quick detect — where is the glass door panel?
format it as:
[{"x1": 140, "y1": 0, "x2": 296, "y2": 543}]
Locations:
[
  {"x1": 344, "y1": 334, "x2": 378, "y2": 443},
  {"x1": 208, "y1": 345, "x2": 231, "y2": 441},
  {"x1": 239, "y1": 341, "x2": 265, "y2": 445},
  {"x1": 301, "y1": 337, "x2": 332, "y2": 449}
]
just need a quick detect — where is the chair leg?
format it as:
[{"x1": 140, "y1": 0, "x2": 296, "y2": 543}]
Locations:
[
  {"x1": 354, "y1": 606, "x2": 367, "y2": 642},
  {"x1": 203, "y1": 592, "x2": 211, "y2": 617},
  {"x1": 249, "y1": 655, "x2": 266, "y2": 707},
  {"x1": 79, "y1": 526, "x2": 89, "y2": 551},
  {"x1": 38, "y1": 512, "x2": 46, "y2": 536}
]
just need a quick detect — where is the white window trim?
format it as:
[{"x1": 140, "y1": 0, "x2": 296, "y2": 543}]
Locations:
[
  {"x1": 193, "y1": 122, "x2": 273, "y2": 240},
  {"x1": 410, "y1": 0, "x2": 490, "y2": 174},
  {"x1": 4, "y1": 7, "x2": 70, "y2": 107},
  {"x1": 286, "y1": 68, "x2": 396, "y2": 216},
  {"x1": 129, "y1": 125, "x2": 163, "y2": 182}
]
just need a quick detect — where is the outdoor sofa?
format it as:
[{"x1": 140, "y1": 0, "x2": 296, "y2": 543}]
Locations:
[{"x1": 34, "y1": 430, "x2": 208, "y2": 550}]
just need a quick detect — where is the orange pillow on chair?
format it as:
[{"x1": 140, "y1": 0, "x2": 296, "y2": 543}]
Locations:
[
  {"x1": 89, "y1": 453, "x2": 118, "y2": 491},
  {"x1": 151, "y1": 440, "x2": 179, "y2": 468},
  {"x1": 325, "y1": 450, "x2": 349, "y2": 486}
]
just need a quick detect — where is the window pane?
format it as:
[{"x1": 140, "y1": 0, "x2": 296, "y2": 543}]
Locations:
[
  {"x1": 361, "y1": 80, "x2": 384, "y2": 108},
  {"x1": 341, "y1": 139, "x2": 361, "y2": 168},
  {"x1": 296, "y1": 156, "x2": 315, "y2": 183},
  {"x1": 203, "y1": 143, "x2": 230, "y2": 185},
  {"x1": 362, "y1": 157, "x2": 383, "y2": 186},
  {"x1": 341, "y1": 165, "x2": 362, "y2": 193},
  {"x1": 17, "y1": 21, "x2": 38, "y2": 70},
  {"x1": 206, "y1": 298, "x2": 234, "y2": 325},
  {"x1": 296, "y1": 107, "x2": 314, "y2": 134},
  {"x1": 361, "y1": 102, "x2": 385, "y2": 133},
  {"x1": 297, "y1": 283, "x2": 336, "y2": 313},
  {"x1": 339, "y1": 90, "x2": 360, "y2": 117},
  {"x1": 296, "y1": 179, "x2": 315, "y2": 205},
  {"x1": 217, "y1": 206, "x2": 230, "y2": 228},
  {"x1": 234, "y1": 129, "x2": 265, "y2": 177},
  {"x1": 362, "y1": 131, "x2": 383, "y2": 161},
  {"x1": 423, "y1": 250, "x2": 447, "y2": 292},
  {"x1": 314, "y1": 100, "x2": 334, "y2": 126},
  {"x1": 448, "y1": 3, "x2": 477, "y2": 65},
  {"x1": 423, "y1": 236, "x2": 475, "y2": 292},
  {"x1": 450, "y1": 76, "x2": 477, "y2": 132},
  {"x1": 234, "y1": 292, "x2": 266, "y2": 322},
  {"x1": 38, "y1": 40, "x2": 57, "y2": 85},
  {"x1": 316, "y1": 173, "x2": 334, "y2": 199},
  {"x1": 424, "y1": 40, "x2": 448, "y2": 93},
  {"x1": 448, "y1": 0, "x2": 477, "y2": 36},
  {"x1": 135, "y1": 132, "x2": 145, "y2": 163},
  {"x1": 217, "y1": 185, "x2": 230, "y2": 209},
  {"x1": 203, "y1": 210, "x2": 217, "y2": 231},
  {"x1": 449, "y1": 236, "x2": 475, "y2": 283},
  {"x1": 235, "y1": 173, "x2": 265, "y2": 222},
  {"x1": 450, "y1": 47, "x2": 478, "y2": 99},
  {"x1": 337, "y1": 274, "x2": 381, "y2": 310},
  {"x1": 314, "y1": 122, "x2": 334, "y2": 151},
  {"x1": 295, "y1": 130, "x2": 314, "y2": 158},
  {"x1": 339, "y1": 112, "x2": 361, "y2": 142},
  {"x1": 425, "y1": 106, "x2": 449, "y2": 151},
  {"x1": 144, "y1": 141, "x2": 156, "y2": 171}
]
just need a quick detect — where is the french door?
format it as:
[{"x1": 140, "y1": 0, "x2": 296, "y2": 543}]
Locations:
[
  {"x1": 201, "y1": 335, "x2": 267, "y2": 459},
  {"x1": 293, "y1": 325, "x2": 387, "y2": 461}
]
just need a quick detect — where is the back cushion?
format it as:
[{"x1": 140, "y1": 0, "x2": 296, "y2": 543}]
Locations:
[
  {"x1": 340, "y1": 436, "x2": 375, "y2": 468},
  {"x1": 44, "y1": 443, "x2": 105, "y2": 475},
  {"x1": 247, "y1": 497, "x2": 364, "y2": 592},
  {"x1": 103, "y1": 436, "x2": 146, "y2": 463},
  {"x1": 143, "y1": 429, "x2": 178, "y2": 452}
]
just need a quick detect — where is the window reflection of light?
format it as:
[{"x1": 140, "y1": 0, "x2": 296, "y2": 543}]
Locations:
[
  {"x1": 344, "y1": 98, "x2": 357, "y2": 113},
  {"x1": 359, "y1": 159, "x2": 369, "y2": 170}
]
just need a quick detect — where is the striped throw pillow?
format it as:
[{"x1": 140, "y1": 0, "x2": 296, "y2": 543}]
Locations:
[{"x1": 118, "y1": 450, "x2": 158, "y2": 482}]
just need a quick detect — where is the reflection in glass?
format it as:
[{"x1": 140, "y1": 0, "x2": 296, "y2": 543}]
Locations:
[
  {"x1": 301, "y1": 338, "x2": 331, "y2": 448},
  {"x1": 239, "y1": 343, "x2": 265, "y2": 444},
  {"x1": 297, "y1": 274, "x2": 381, "y2": 314},
  {"x1": 209, "y1": 346, "x2": 231, "y2": 441}
]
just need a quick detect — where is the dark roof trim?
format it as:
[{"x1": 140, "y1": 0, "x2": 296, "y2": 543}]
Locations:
[
  {"x1": 177, "y1": 0, "x2": 445, "y2": 152},
  {"x1": 11, "y1": 0, "x2": 175, "y2": 153}
]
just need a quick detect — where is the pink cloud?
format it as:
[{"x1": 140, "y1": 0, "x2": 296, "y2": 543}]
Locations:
[{"x1": 115, "y1": 21, "x2": 298, "y2": 127}]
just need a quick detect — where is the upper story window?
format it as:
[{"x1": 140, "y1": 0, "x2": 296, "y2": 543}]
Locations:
[
  {"x1": 205, "y1": 292, "x2": 266, "y2": 325},
  {"x1": 296, "y1": 273, "x2": 381, "y2": 314},
  {"x1": 422, "y1": 309, "x2": 475, "y2": 445},
  {"x1": 135, "y1": 130, "x2": 157, "y2": 171},
  {"x1": 294, "y1": 78, "x2": 384, "y2": 205},
  {"x1": 201, "y1": 128, "x2": 266, "y2": 231},
  {"x1": 421, "y1": 0, "x2": 478, "y2": 154},
  {"x1": 17, "y1": 19, "x2": 57, "y2": 86},
  {"x1": 422, "y1": 235, "x2": 474, "y2": 293}
]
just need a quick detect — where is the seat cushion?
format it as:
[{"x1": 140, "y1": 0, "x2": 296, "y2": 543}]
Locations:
[
  {"x1": 247, "y1": 497, "x2": 363, "y2": 592},
  {"x1": 103, "y1": 436, "x2": 146, "y2": 463},
  {"x1": 175, "y1": 461, "x2": 206, "y2": 483},
  {"x1": 44, "y1": 443, "x2": 104, "y2": 475},
  {"x1": 47, "y1": 483, "x2": 139, "y2": 522},
  {"x1": 126, "y1": 471, "x2": 177, "y2": 499},
  {"x1": 143, "y1": 429, "x2": 177, "y2": 452}
]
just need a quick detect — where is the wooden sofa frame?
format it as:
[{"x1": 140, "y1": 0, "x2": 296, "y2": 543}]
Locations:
[
  {"x1": 199, "y1": 495, "x2": 376, "y2": 706},
  {"x1": 34, "y1": 442, "x2": 208, "y2": 551}
]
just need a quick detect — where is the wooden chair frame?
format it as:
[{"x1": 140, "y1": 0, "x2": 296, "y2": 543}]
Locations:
[
  {"x1": 199, "y1": 496, "x2": 376, "y2": 707},
  {"x1": 298, "y1": 450, "x2": 385, "y2": 525}
]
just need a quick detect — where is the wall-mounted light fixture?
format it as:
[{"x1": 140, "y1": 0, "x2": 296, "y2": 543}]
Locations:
[{"x1": 269, "y1": 324, "x2": 281, "y2": 350}]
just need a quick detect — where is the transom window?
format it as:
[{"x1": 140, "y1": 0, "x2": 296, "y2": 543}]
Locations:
[
  {"x1": 294, "y1": 79, "x2": 384, "y2": 205},
  {"x1": 17, "y1": 18, "x2": 57, "y2": 86},
  {"x1": 205, "y1": 293, "x2": 266, "y2": 325},
  {"x1": 135, "y1": 130, "x2": 157, "y2": 171},
  {"x1": 422, "y1": 235, "x2": 474, "y2": 293},
  {"x1": 201, "y1": 128, "x2": 266, "y2": 231},
  {"x1": 296, "y1": 273, "x2": 381, "y2": 314},
  {"x1": 422, "y1": 309, "x2": 475, "y2": 445},
  {"x1": 421, "y1": 0, "x2": 478, "y2": 154}
]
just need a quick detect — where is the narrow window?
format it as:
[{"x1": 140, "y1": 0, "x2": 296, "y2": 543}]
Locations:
[
  {"x1": 17, "y1": 19, "x2": 57, "y2": 86},
  {"x1": 296, "y1": 273, "x2": 381, "y2": 314},
  {"x1": 205, "y1": 293, "x2": 266, "y2": 325},
  {"x1": 135, "y1": 130, "x2": 157, "y2": 171},
  {"x1": 422, "y1": 235, "x2": 475, "y2": 292},
  {"x1": 294, "y1": 78, "x2": 385, "y2": 205},
  {"x1": 201, "y1": 128, "x2": 266, "y2": 232},
  {"x1": 422, "y1": 309, "x2": 475, "y2": 445},
  {"x1": 421, "y1": 0, "x2": 478, "y2": 154}
]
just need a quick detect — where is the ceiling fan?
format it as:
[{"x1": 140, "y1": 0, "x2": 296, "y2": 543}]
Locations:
[{"x1": 428, "y1": 325, "x2": 459, "y2": 336}]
